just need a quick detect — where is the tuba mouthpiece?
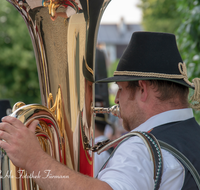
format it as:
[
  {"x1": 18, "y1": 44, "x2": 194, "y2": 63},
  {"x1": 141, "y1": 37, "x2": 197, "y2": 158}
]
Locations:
[{"x1": 92, "y1": 105, "x2": 120, "y2": 118}]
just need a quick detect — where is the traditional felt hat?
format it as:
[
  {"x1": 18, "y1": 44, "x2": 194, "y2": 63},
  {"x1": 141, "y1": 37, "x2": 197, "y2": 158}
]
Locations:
[
  {"x1": 96, "y1": 31, "x2": 200, "y2": 110},
  {"x1": 96, "y1": 31, "x2": 194, "y2": 88}
]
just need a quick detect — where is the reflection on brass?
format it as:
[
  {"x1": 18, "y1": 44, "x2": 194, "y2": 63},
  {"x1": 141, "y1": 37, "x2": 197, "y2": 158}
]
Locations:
[
  {"x1": 43, "y1": 0, "x2": 79, "y2": 18},
  {"x1": 3, "y1": 0, "x2": 112, "y2": 189},
  {"x1": 85, "y1": 59, "x2": 94, "y2": 75},
  {"x1": 92, "y1": 139, "x2": 110, "y2": 152},
  {"x1": 12, "y1": 101, "x2": 26, "y2": 112},
  {"x1": 43, "y1": 0, "x2": 60, "y2": 17},
  {"x1": 47, "y1": 87, "x2": 73, "y2": 168},
  {"x1": 1, "y1": 103, "x2": 63, "y2": 189}
]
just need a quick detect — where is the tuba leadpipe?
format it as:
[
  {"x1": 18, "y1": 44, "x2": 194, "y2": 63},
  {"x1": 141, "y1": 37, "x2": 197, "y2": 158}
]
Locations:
[{"x1": 1, "y1": 0, "x2": 112, "y2": 189}]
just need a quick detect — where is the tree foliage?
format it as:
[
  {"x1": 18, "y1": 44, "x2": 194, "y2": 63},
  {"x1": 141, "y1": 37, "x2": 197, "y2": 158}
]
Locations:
[
  {"x1": 0, "y1": 1, "x2": 40, "y2": 106},
  {"x1": 176, "y1": 0, "x2": 200, "y2": 78},
  {"x1": 176, "y1": 0, "x2": 200, "y2": 120},
  {"x1": 138, "y1": 0, "x2": 182, "y2": 33}
]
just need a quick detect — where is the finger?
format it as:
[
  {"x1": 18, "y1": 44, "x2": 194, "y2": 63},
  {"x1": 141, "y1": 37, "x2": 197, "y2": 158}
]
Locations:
[
  {"x1": 51, "y1": 17, "x2": 55, "y2": 21},
  {"x1": 0, "y1": 122, "x2": 18, "y2": 135},
  {"x1": 0, "y1": 139, "x2": 9, "y2": 151},
  {"x1": 1, "y1": 116, "x2": 26, "y2": 129},
  {"x1": 0, "y1": 130, "x2": 12, "y2": 145},
  {"x1": 28, "y1": 120, "x2": 39, "y2": 133}
]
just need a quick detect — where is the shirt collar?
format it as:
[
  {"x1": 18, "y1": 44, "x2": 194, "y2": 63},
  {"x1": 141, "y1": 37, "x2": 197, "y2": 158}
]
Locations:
[{"x1": 132, "y1": 108, "x2": 194, "y2": 132}]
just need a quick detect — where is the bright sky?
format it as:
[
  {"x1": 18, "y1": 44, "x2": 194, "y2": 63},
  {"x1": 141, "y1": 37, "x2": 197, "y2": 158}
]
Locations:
[{"x1": 100, "y1": 0, "x2": 142, "y2": 24}]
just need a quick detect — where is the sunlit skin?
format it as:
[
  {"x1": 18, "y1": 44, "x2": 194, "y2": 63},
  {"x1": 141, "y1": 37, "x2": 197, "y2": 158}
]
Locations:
[{"x1": 51, "y1": 12, "x2": 68, "y2": 21}]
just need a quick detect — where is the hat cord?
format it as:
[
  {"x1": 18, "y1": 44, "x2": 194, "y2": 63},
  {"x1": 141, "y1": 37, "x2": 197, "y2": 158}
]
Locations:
[
  {"x1": 189, "y1": 78, "x2": 200, "y2": 110},
  {"x1": 114, "y1": 62, "x2": 200, "y2": 110},
  {"x1": 114, "y1": 70, "x2": 184, "y2": 79},
  {"x1": 178, "y1": 62, "x2": 193, "y2": 87},
  {"x1": 179, "y1": 63, "x2": 200, "y2": 110}
]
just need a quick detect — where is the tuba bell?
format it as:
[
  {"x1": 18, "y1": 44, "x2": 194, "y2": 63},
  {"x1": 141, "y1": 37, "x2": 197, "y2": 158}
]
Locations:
[{"x1": 0, "y1": 0, "x2": 120, "y2": 189}]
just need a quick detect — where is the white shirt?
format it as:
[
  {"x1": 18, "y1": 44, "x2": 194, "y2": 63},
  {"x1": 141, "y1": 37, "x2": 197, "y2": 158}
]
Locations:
[
  {"x1": 98, "y1": 108, "x2": 194, "y2": 190},
  {"x1": 94, "y1": 135, "x2": 111, "y2": 177}
]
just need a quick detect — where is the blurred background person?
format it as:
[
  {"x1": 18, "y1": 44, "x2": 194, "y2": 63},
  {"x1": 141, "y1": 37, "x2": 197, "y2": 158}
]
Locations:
[
  {"x1": 0, "y1": 100, "x2": 12, "y2": 121},
  {"x1": 109, "y1": 117, "x2": 127, "y2": 140}
]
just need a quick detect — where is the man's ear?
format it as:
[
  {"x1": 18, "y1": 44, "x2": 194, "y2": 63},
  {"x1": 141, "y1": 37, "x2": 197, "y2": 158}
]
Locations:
[{"x1": 138, "y1": 80, "x2": 148, "y2": 102}]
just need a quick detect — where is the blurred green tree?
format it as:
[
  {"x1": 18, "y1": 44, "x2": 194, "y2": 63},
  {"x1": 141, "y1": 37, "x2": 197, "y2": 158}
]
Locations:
[
  {"x1": 138, "y1": 0, "x2": 182, "y2": 33},
  {"x1": 107, "y1": 59, "x2": 119, "y2": 106},
  {"x1": 176, "y1": 0, "x2": 200, "y2": 120},
  {"x1": 176, "y1": 0, "x2": 200, "y2": 78},
  {"x1": 0, "y1": 1, "x2": 40, "y2": 106}
]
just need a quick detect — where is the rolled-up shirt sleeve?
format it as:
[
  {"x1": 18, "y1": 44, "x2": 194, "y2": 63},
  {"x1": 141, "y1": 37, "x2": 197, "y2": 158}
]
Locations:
[{"x1": 97, "y1": 137, "x2": 155, "y2": 190}]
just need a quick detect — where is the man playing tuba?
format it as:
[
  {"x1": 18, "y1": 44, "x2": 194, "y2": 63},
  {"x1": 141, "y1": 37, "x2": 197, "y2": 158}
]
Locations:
[{"x1": 1, "y1": 31, "x2": 200, "y2": 189}]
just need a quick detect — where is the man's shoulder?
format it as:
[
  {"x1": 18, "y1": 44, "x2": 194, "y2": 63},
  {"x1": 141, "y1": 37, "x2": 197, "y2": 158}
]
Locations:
[{"x1": 113, "y1": 134, "x2": 150, "y2": 157}]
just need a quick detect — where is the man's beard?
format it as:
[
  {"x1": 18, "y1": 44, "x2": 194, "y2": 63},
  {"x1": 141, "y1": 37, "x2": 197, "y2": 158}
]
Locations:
[
  {"x1": 122, "y1": 118, "x2": 132, "y2": 132},
  {"x1": 121, "y1": 101, "x2": 144, "y2": 132}
]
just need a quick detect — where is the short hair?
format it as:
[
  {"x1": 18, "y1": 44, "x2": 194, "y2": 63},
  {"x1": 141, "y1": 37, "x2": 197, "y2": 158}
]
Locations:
[{"x1": 127, "y1": 80, "x2": 189, "y2": 106}]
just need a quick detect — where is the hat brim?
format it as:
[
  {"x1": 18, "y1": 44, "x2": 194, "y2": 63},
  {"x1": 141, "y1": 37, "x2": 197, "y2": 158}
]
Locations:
[{"x1": 95, "y1": 75, "x2": 194, "y2": 89}]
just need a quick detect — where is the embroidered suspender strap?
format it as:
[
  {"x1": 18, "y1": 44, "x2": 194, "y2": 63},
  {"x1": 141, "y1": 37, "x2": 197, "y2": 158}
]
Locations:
[
  {"x1": 142, "y1": 132, "x2": 163, "y2": 190},
  {"x1": 158, "y1": 140, "x2": 200, "y2": 189},
  {"x1": 97, "y1": 131, "x2": 163, "y2": 190}
]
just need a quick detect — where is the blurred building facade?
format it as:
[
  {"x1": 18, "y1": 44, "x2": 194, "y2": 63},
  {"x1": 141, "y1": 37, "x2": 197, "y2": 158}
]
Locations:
[{"x1": 97, "y1": 18, "x2": 143, "y2": 64}]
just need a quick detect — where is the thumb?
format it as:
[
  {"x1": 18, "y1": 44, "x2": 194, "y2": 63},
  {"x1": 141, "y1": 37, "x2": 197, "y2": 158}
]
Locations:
[{"x1": 29, "y1": 120, "x2": 39, "y2": 133}]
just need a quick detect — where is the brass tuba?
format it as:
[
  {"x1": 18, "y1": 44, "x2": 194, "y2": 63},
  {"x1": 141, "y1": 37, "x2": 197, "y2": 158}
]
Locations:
[{"x1": 0, "y1": 0, "x2": 120, "y2": 189}]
